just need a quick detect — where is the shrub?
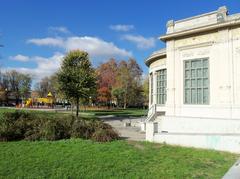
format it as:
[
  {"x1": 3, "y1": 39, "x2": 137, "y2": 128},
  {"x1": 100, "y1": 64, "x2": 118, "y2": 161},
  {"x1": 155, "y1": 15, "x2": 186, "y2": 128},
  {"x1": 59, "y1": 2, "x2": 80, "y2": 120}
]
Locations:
[
  {"x1": 0, "y1": 110, "x2": 119, "y2": 142},
  {"x1": 94, "y1": 121, "x2": 114, "y2": 130},
  {"x1": 40, "y1": 117, "x2": 72, "y2": 141},
  {"x1": 91, "y1": 120, "x2": 119, "y2": 142},
  {"x1": 0, "y1": 110, "x2": 32, "y2": 141},
  {"x1": 71, "y1": 119, "x2": 95, "y2": 139},
  {"x1": 91, "y1": 128, "x2": 119, "y2": 142}
]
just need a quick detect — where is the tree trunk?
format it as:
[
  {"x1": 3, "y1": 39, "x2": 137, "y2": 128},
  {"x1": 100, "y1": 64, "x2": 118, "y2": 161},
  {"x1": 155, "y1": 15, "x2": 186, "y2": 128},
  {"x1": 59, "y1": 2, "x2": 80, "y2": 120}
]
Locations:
[
  {"x1": 76, "y1": 98, "x2": 79, "y2": 117},
  {"x1": 71, "y1": 103, "x2": 73, "y2": 114},
  {"x1": 123, "y1": 94, "x2": 127, "y2": 109}
]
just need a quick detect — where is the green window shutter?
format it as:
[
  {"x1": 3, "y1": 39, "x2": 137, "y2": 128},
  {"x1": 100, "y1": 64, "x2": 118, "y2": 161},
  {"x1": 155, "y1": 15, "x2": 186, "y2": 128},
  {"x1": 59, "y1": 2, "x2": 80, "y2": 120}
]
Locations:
[{"x1": 184, "y1": 58, "x2": 209, "y2": 104}]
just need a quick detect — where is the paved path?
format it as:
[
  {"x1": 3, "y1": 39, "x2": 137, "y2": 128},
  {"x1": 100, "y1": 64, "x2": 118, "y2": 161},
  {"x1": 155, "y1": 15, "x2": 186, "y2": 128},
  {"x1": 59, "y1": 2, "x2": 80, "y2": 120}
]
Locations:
[
  {"x1": 99, "y1": 116, "x2": 146, "y2": 141},
  {"x1": 222, "y1": 159, "x2": 240, "y2": 179}
]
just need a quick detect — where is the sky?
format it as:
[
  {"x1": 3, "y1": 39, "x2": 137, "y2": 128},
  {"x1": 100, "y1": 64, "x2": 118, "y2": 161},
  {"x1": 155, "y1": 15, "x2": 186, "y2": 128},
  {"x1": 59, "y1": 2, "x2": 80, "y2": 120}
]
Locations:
[{"x1": 0, "y1": 0, "x2": 240, "y2": 81}]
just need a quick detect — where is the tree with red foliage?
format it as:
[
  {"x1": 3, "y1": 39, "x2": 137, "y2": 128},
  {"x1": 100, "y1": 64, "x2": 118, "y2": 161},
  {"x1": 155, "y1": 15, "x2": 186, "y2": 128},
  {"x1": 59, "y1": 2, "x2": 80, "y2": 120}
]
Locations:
[{"x1": 96, "y1": 59, "x2": 117, "y2": 106}]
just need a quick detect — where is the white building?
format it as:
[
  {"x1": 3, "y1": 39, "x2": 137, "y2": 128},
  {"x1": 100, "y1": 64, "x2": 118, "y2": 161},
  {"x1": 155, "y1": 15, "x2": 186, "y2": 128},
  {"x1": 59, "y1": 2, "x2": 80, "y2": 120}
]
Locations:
[{"x1": 144, "y1": 6, "x2": 240, "y2": 153}]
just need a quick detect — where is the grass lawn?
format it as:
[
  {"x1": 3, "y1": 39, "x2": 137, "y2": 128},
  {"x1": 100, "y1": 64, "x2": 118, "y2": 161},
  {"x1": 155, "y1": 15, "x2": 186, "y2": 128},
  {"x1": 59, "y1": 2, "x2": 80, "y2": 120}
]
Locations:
[
  {"x1": 0, "y1": 139, "x2": 238, "y2": 179},
  {"x1": 80, "y1": 108, "x2": 147, "y2": 118},
  {"x1": 0, "y1": 107, "x2": 147, "y2": 119},
  {"x1": 0, "y1": 108, "x2": 238, "y2": 178},
  {"x1": 0, "y1": 108, "x2": 96, "y2": 120}
]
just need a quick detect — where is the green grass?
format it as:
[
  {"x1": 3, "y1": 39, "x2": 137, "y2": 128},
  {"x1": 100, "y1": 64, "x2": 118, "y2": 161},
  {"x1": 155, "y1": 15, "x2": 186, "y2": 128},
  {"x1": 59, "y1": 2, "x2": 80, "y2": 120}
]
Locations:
[
  {"x1": 0, "y1": 139, "x2": 237, "y2": 179},
  {"x1": 80, "y1": 108, "x2": 147, "y2": 118},
  {"x1": 0, "y1": 108, "x2": 96, "y2": 120},
  {"x1": 0, "y1": 108, "x2": 238, "y2": 178},
  {"x1": 0, "y1": 108, "x2": 147, "y2": 119}
]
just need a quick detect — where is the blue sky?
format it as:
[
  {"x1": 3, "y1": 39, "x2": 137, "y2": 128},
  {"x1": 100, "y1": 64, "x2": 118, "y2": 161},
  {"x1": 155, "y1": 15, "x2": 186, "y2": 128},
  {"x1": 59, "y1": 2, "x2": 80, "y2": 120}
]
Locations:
[{"x1": 0, "y1": 0, "x2": 240, "y2": 80}]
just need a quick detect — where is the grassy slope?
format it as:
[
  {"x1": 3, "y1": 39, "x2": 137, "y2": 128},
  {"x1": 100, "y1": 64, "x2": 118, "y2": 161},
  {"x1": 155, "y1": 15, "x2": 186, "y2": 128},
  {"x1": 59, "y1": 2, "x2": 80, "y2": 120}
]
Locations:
[{"x1": 0, "y1": 139, "x2": 238, "y2": 179}]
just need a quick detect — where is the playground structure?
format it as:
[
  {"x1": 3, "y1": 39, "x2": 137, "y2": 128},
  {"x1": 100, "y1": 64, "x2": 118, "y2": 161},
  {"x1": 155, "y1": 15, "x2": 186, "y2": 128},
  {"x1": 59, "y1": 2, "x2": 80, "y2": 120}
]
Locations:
[{"x1": 25, "y1": 92, "x2": 54, "y2": 108}]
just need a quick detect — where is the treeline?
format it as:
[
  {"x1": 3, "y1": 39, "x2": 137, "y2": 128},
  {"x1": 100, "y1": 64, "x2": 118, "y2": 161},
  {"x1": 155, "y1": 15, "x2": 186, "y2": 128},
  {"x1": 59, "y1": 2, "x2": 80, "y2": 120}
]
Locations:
[
  {"x1": 97, "y1": 58, "x2": 148, "y2": 108},
  {"x1": 0, "y1": 70, "x2": 31, "y2": 106},
  {"x1": 0, "y1": 58, "x2": 149, "y2": 108}
]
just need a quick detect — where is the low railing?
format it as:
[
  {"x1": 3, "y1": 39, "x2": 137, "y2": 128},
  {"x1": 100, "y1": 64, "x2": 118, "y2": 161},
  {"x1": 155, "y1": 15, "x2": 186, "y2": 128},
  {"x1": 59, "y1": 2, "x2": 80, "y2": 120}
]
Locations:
[{"x1": 145, "y1": 104, "x2": 157, "y2": 122}]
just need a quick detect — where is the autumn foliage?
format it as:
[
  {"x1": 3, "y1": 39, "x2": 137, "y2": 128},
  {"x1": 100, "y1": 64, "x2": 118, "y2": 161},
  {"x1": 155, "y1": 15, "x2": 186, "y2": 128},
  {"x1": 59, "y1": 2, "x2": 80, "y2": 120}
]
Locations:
[{"x1": 96, "y1": 58, "x2": 147, "y2": 108}]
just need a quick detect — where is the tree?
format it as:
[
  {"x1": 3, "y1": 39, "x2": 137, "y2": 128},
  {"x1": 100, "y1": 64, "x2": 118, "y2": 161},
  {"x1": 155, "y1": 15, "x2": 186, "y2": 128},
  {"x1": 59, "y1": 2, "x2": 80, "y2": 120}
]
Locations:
[
  {"x1": 142, "y1": 75, "x2": 149, "y2": 107},
  {"x1": 111, "y1": 87, "x2": 124, "y2": 107},
  {"x1": 5, "y1": 70, "x2": 31, "y2": 105},
  {"x1": 57, "y1": 50, "x2": 96, "y2": 117},
  {"x1": 97, "y1": 86, "x2": 111, "y2": 105},
  {"x1": 114, "y1": 60, "x2": 130, "y2": 109},
  {"x1": 34, "y1": 77, "x2": 49, "y2": 98},
  {"x1": 35, "y1": 75, "x2": 58, "y2": 98},
  {"x1": 95, "y1": 58, "x2": 144, "y2": 109},
  {"x1": 0, "y1": 70, "x2": 8, "y2": 105},
  {"x1": 127, "y1": 59, "x2": 143, "y2": 107},
  {"x1": 96, "y1": 58, "x2": 117, "y2": 106},
  {"x1": 19, "y1": 73, "x2": 32, "y2": 101},
  {"x1": 113, "y1": 59, "x2": 143, "y2": 109}
]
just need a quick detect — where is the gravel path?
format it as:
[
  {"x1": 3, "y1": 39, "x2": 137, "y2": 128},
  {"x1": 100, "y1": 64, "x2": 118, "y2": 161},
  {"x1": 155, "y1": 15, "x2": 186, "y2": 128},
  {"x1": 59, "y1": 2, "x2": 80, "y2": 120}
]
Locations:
[{"x1": 99, "y1": 116, "x2": 146, "y2": 141}]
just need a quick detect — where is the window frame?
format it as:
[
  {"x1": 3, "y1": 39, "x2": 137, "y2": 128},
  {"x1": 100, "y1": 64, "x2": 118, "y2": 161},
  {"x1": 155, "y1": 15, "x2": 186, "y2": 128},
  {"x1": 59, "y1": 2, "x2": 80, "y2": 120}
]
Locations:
[
  {"x1": 183, "y1": 58, "x2": 210, "y2": 105},
  {"x1": 156, "y1": 68, "x2": 167, "y2": 105},
  {"x1": 150, "y1": 73, "x2": 153, "y2": 105}
]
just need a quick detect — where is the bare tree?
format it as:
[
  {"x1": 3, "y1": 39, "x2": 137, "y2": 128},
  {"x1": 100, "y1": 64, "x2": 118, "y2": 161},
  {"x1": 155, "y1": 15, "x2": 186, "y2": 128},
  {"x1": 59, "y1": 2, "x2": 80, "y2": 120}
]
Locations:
[{"x1": 5, "y1": 70, "x2": 32, "y2": 105}]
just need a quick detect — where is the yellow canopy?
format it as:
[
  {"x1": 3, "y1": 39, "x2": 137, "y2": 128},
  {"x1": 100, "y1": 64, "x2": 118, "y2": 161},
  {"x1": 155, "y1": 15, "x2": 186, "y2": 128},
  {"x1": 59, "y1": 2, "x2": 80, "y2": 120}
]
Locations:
[{"x1": 47, "y1": 92, "x2": 53, "y2": 97}]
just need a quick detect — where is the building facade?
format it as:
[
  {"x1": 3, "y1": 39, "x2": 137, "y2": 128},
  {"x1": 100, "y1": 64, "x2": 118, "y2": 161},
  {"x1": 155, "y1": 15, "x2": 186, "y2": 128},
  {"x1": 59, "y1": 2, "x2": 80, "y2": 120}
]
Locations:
[{"x1": 145, "y1": 6, "x2": 240, "y2": 153}]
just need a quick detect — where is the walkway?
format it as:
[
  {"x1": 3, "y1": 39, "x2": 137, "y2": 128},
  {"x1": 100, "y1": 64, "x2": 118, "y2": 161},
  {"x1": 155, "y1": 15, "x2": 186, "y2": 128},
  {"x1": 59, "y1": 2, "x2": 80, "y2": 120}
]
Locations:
[{"x1": 99, "y1": 116, "x2": 146, "y2": 141}]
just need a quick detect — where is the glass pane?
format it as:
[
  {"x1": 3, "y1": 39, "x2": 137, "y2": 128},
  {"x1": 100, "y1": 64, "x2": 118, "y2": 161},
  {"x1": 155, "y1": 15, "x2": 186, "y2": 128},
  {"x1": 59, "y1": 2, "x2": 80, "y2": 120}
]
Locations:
[
  {"x1": 197, "y1": 79, "x2": 202, "y2": 87},
  {"x1": 191, "y1": 79, "x2": 196, "y2": 87},
  {"x1": 203, "y1": 68, "x2": 208, "y2": 78},
  {"x1": 197, "y1": 69, "x2": 202, "y2": 77},
  {"x1": 185, "y1": 79, "x2": 190, "y2": 88},
  {"x1": 185, "y1": 61, "x2": 190, "y2": 69},
  {"x1": 191, "y1": 69, "x2": 196, "y2": 78},
  {"x1": 191, "y1": 88, "x2": 197, "y2": 104},
  {"x1": 185, "y1": 88, "x2": 190, "y2": 103},
  {"x1": 197, "y1": 88, "x2": 203, "y2": 104},
  {"x1": 196, "y1": 60, "x2": 202, "y2": 68},
  {"x1": 203, "y1": 78, "x2": 208, "y2": 87},
  {"x1": 185, "y1": 70, "x2": 190, "y2": 78},
  {"x1": 203, "y1": 88, "x2": 209, "y2": 104},
  {"x1": 191, "y1": 61, "x2": 197, "y2": 68},
  {"x1": 203, "y1": 59, "x2": 208, "y2": 68}
]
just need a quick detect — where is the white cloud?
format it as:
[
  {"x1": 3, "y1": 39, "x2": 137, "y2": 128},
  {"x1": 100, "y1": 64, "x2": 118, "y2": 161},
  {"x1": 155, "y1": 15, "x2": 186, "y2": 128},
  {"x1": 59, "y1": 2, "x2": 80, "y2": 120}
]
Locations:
[
  {"x1": 65, "y1": 36, "x2": 132, "y2": 58},
  {"x1": 122, "y1": 34, "x2": 156, "y2": 49},
  {"x1": 27, "y1": 37, "x2": 64, "y2": 47},
  {"x1": 27, "y1": 36, "x2": 132, "y2": 58},
  {"x1": 48, "y1": 26, "x2": 70, "y2": 34},
  {"x1": 9, "y1": 54, "x2": 30, "y2": 62},
  {"x1": 109, "y1": 24, "x2": 135, "y2": 32},
  {"x1": 6, "y1": 53, "x2": 64, "y2": 81}
]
